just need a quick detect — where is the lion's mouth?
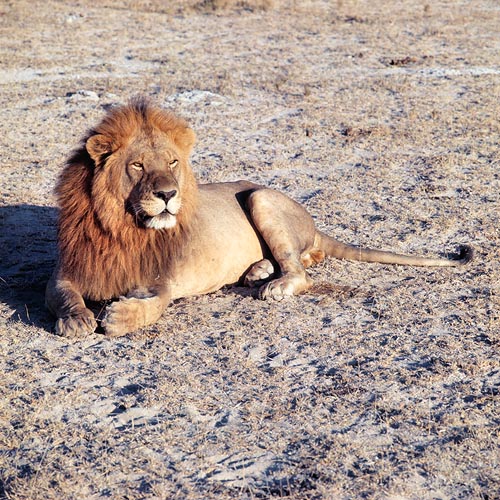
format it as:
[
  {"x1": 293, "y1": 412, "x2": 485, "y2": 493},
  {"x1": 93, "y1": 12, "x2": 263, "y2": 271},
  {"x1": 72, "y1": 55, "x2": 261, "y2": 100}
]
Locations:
[
  {"x1": 152, "y1": 205, "x2": 177, "y2": 219},
  {"x1": 130, "y1": 194, "x2": 181, "y2": 230},
  {"x1": 141, "y1": 210, "x2": 178, "y2": 230}
]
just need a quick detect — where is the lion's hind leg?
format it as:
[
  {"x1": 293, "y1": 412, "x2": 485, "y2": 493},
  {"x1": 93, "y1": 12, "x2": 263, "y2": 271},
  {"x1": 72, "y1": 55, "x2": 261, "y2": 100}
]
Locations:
[
  {"x1": 244, "y1": 259, "x2": 276, "y2": 287},
  {"x1": 246, "y1": 189, "x2": 317, "y2": 301}
]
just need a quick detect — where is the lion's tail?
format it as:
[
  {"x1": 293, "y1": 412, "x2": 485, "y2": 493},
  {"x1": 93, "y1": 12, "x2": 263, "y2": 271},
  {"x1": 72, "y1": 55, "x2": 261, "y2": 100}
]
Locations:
[{"x1": 316, "y1": 231, "x2": 473, "y2": 267}]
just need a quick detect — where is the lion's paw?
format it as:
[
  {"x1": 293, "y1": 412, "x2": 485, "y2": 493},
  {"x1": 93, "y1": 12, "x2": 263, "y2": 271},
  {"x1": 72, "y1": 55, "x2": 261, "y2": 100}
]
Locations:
[
  {"x1": 258, "y1": 273, "x2": 313, "y2": 301},
  {"x1": 244, "y1": 259, "x2": 275, "y2": 287},
  {"x1": 101, "y1": 298, "x2": 141, "y2": 337},
  {"x1": 258, "y1": 278, "x2": 296, "y2": 301},
  {"x1": 55, "y1": 309, "x2": 97, "y2": 338}
]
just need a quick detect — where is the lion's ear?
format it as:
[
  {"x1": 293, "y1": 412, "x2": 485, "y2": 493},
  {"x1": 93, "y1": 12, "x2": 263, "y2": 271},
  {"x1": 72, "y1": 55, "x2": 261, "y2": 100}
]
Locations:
[
  {"x1": 172, "y1": 127, "x2": 196, "y2": 154},
  {"x1": 86, "y1": 134, "x2": 113, "y2": 162}
]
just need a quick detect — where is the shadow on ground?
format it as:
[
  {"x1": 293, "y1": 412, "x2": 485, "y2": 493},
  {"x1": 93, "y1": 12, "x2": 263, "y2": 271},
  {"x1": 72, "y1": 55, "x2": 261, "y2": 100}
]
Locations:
[{"x1": 0, "y1": 204, "x2": 57, "y2": 331}]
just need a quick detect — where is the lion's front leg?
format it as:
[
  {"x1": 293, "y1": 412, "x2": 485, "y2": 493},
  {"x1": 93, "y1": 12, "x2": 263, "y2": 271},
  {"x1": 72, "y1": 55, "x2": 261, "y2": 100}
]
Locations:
[
  {"x1": 102, "y1": 287, "x2": 171, "y2": 337},
  {"x1": 46, "y1": 271, "x2": 98, "y2": 338}
]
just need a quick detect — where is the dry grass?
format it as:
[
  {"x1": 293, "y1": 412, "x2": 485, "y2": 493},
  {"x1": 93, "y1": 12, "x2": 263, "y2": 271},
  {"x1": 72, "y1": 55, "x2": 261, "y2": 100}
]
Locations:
[{"x1": 1, "y1": 0, "x2": 499, "y2": 498}]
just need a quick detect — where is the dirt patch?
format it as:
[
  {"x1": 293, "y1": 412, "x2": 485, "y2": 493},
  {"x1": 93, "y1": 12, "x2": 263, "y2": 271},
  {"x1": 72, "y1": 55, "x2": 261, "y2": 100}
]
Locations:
[{"x1": 1, "y1": 0, "x2": 499, "y2": 498}]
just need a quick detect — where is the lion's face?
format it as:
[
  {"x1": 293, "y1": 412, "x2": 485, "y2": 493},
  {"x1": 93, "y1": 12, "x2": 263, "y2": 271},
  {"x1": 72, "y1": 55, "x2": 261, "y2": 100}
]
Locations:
[
  {"x1": 123, "y1": 131, "x2": 186, "y2": 230},
  {"x1": 86, "y1": 119, "x2": 196, "y2": 232}
]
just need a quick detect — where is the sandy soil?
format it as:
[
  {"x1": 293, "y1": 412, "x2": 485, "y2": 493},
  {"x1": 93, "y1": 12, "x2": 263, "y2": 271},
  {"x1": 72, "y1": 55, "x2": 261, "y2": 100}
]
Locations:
[{"x1": 1, "y1": 0, "x2": 499, "y2": 498}]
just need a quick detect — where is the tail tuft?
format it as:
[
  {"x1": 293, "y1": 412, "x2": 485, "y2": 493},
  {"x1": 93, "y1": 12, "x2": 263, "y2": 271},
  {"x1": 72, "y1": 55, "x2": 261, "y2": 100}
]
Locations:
[{"x1": 452, "y1": 245, "x2": 474, "y2": 265}]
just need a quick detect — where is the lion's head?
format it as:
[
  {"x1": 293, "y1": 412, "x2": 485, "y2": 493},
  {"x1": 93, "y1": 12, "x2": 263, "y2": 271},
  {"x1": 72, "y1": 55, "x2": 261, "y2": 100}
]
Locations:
[
  {"x1": 84, "y1": 98, "x2": 197, "y2": 233},
  {"x1": 55, "y1": 99, "x2": 198, "y2": 301}
]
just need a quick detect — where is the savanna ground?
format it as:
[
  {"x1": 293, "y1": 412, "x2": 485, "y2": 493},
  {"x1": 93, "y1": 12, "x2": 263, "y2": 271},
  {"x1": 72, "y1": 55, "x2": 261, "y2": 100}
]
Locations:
[{"x1": 0, "y1": 0, "x2": 499, "y2": 498}]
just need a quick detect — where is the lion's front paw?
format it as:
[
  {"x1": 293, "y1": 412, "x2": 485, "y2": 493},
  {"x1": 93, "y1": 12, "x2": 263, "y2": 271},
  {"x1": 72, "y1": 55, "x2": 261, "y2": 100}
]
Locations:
[
  {"x1": 102, "y1": 293, "x2": 167, "y2": 337},
  {"x1": 101, "y1": 298, "x2": 140, "y2": 337},
  {"x1": 244, "y1": 259, "x2": 275, "y2": 287},
  {"x1": 55, "y1": 309, "x2": 97, "y2": 338}
]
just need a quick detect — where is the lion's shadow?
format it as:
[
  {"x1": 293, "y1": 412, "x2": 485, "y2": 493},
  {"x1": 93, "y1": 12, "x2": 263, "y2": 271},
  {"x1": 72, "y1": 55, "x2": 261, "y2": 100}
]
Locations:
[{"x1": 0, "y1": 204, "x2": 58, "y2": 332}]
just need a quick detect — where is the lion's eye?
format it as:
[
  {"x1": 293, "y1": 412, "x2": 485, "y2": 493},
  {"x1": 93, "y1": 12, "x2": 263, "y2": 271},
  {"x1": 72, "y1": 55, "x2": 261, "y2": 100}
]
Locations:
[
  {"x1": 169, "y1": 159, "x2": 179, "y2": 169},
  {"x1": 131, "y1": 162, "x2": 143, "y2": 171}
]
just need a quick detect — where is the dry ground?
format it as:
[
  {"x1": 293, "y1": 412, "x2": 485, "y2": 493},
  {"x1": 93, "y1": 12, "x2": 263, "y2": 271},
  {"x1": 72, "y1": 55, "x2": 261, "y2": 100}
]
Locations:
[{"x1": 0, "y1": 0, "x2": 499, "y2": 498}]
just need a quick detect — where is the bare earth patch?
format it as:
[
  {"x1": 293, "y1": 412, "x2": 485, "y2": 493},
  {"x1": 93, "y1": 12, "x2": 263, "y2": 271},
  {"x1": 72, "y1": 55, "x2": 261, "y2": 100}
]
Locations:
[{"x1": 0, "y1": 0, "x2": 499, "y2": 498}]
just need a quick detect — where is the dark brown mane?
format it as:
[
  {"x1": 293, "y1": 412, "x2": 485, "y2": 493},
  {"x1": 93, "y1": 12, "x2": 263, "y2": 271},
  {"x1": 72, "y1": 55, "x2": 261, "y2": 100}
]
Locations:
[{"x1": 55, "y1": 100, "x2": 197, "y2": 301}]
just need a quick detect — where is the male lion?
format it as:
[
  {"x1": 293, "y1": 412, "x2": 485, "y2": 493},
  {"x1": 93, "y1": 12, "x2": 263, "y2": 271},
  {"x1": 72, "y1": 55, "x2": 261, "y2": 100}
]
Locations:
[{"x1": 46, "y1": 99, "x2": 472, "y2": 337}]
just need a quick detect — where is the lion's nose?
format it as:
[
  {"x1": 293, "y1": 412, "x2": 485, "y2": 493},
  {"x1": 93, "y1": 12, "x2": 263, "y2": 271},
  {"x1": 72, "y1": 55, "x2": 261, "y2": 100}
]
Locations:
[{"x1": 154, "y1": 190, "x2": 177, "y2": 203}]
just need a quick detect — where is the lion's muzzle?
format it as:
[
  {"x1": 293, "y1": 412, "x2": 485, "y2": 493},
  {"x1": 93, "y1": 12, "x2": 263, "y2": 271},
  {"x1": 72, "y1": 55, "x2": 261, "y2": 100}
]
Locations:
[{"x1": 137, "y1": 190, "x2": 181, "y2": 230}]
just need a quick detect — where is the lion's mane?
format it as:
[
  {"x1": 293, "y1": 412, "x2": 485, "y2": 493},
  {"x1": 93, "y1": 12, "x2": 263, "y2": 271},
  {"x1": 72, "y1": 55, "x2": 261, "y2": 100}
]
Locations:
[{"x1": 55, "y1": 99, "x2": 198, "y2": 301}]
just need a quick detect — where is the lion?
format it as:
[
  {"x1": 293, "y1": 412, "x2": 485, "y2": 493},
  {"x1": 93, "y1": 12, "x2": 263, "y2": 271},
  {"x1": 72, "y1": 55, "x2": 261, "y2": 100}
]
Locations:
[{"x1": 46, "y1": 98, "x2": 472, "y2": 337}]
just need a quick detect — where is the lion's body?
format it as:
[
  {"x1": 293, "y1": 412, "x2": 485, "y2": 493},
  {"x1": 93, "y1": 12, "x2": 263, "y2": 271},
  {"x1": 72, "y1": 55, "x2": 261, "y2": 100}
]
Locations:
[
  {"x1": 46, "y1": 99, "x2": 472, "y2": 337},
  {"x1": 168, "y1": 182, "x2": 265, "y2": 298}
]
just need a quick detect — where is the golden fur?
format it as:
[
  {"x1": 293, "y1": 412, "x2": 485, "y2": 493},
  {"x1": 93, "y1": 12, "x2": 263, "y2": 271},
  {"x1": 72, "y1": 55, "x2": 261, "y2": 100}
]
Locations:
[{"x1": 46, "y1": 99, "x2": 472, "y2": 338}]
